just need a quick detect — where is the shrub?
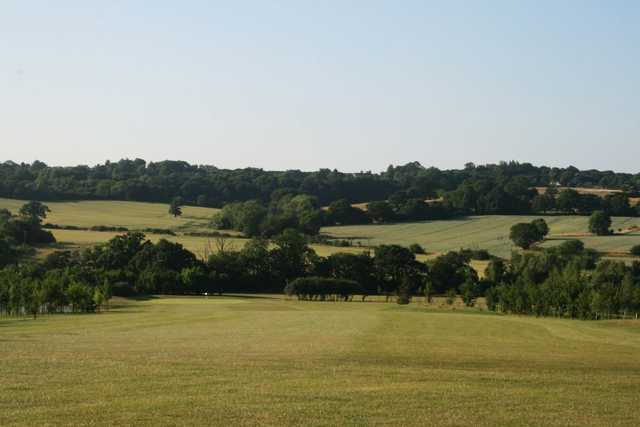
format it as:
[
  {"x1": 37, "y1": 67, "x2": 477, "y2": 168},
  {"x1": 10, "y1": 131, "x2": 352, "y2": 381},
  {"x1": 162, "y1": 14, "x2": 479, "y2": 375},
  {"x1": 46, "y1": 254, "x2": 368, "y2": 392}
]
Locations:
[
  {"x1": 424, "y1": 281, "x2": 433, "y2": 303},
  {"x1": 2, "y1": 219, "x2": 56, "y2": 244},
  {"x1": 396, "y1": 275, "x2": 413, "y2": 305},
  {"x1": 90, "y1": 225, "x2": 129, "y2": 232},
  {"x1": 460, "y1": 248, "x2": 491, "y2": 260},
  {"x1": 284, "y1": 277, "x2": 362, "y2": 301},
  {"x1": 445, "y1": 288, "x2": 456, "y2": 305},
  {"x1": 557, "y1": 239, "x2": 585, "y2": 256},
  {"x1": 631, "y1": 245, "x2": 640, "y2": 256},
  {"x1": 588, "y1": 211, "x2": 611, "y2": 236},
  {"x1": 509, "y1": 222, "x2": 544, "y2": 249},
  {"x1": 409, "y1": 243, "x2": 426, "y2": 255},
  {"x1": 141, "y1": 228, "x2": 176, "y2": 236},
  {"x1": 43, "y1": 223, "x2": 87, "y2": 231},
  {"x1": 484, "y1": 287, "x2": 497, "y2": 311},
  {"x1": 183, "y1": 231, "x2": 235, "y2": 238},
  {"x1": 531, "y1": 218, "x2": 549, "y2": 238},
  {"x1": 459, "y1": 280, "x2": 477, "y2": 307}
]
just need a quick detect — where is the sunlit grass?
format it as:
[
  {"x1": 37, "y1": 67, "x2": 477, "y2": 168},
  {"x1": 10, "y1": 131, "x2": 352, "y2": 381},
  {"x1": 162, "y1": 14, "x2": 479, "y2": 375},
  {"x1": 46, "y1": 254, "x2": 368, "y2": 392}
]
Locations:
[
  {"x1": 3, "y1": 198, "x2": 639, "y2": 265},
  {"x1": 322, "y1": 215, "x2": 640, "y2": 258},
  {"x1": 0, "y1": 198, "x2": 218, "y2": 232},
  {"x1": 1, "y1": 296, "x2": 640, "y2": 426}
]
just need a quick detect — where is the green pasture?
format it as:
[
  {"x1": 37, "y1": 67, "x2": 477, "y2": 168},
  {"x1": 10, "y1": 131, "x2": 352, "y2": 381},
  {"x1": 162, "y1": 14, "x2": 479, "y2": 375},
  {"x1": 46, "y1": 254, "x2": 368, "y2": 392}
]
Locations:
[
  {"x1": 0, "y1": 198, "x2": 218, "y2": 232},
  {"x1": 322, "y1": 215, "x2": 640, "y2": 258},
  {"x1": 46, "y1": 229, "x2": 373, "y2": 261},
  {"x1": 1, "y1": 296, "x2": 640, "y2": 426},
  {"x1": 2, "y1": 199, "x2": 639, "y2": 262}
]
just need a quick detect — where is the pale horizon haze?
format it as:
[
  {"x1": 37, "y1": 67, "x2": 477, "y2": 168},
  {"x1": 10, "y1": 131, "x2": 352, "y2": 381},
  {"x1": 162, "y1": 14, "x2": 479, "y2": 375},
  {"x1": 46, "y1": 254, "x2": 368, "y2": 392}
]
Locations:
[{"x1": 1, "y1": 1, "x2": 639, "y2": 172}]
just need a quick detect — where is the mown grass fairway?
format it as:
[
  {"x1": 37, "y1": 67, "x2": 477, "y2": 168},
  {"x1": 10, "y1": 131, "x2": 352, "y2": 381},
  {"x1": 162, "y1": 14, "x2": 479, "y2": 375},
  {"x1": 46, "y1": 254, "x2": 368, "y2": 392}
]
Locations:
[
  {"x1": 1, "y1": 296, "x2": 640, "y2": 426},
  {"x1": 323, "y1": 215, "x2": 640, "y2": 258}
]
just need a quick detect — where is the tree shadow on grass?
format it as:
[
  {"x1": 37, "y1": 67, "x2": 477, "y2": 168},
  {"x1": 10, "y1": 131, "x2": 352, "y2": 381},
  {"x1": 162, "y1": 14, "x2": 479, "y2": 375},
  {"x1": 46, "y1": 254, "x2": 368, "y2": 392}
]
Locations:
[
  {"x1": 216, "y1": 293, "x2": 283, "y2": 300},
  {"x1": 125, "y1": 295, "x2": 160, "y2": 301}
]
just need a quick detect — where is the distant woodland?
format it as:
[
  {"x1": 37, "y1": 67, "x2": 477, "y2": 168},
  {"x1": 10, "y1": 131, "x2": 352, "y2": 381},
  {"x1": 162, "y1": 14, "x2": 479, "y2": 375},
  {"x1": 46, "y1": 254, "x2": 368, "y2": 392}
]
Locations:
[{"x1": 1, "y1": 159, "x2": 638, "y2": 207}]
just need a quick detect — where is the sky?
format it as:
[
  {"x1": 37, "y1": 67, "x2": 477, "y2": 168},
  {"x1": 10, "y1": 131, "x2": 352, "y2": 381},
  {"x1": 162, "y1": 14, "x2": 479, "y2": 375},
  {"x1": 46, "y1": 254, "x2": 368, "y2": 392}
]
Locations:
[{"x1": 1, "y1": 1, "x2": 639, "y2": 172}]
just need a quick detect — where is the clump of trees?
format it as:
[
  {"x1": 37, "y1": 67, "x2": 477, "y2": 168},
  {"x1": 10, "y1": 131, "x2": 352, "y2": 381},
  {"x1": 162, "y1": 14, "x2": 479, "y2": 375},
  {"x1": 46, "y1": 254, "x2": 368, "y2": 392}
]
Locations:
[
  {"x1": 212, "y1": 193, "x2": 323, "y2": 237},
  {"x1": 483, "y1": 240, "x2": 640, "y2": 319},
  {"x1": 325, "y1": 199, "x2": 370, "y2": 225},
  {"x1": 0, "y1": 202, "x2": 56, "y2": 269},
  {"x1": 0, "y1": 201, "x2": 55, "y2": 246},
  {"x1": 589, "y1": 211, "x2": 612, "y2": 236},
  {"x1": 284, "y1": 277, "x2": 362, "y2": 301},
  {"x1": 509, "y1": 219, "x2": 549, "y2": 249},
  {"x1": 0, "y1": 267, "x2": 110, "y2": 318},
  {"x1": 1, "y1": 225, "x2": 479, "y2": 312},
  {"x1": 366, "y1": 195, "x2": 453, "y2": 223}
]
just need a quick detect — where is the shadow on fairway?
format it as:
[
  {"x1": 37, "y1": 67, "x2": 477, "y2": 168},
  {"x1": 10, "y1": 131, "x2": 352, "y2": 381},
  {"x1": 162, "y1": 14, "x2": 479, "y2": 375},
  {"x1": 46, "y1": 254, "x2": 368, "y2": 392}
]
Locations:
[{"x1": 218, "y1": 294, "x2": 283, "y2": 300}]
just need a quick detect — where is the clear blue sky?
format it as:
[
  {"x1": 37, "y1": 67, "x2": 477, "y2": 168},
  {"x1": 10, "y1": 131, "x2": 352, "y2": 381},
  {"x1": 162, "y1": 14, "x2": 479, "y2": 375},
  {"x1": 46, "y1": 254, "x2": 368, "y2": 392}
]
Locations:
[{"x1": 1, "y1": 1, "x2": 638, "y2": 172}]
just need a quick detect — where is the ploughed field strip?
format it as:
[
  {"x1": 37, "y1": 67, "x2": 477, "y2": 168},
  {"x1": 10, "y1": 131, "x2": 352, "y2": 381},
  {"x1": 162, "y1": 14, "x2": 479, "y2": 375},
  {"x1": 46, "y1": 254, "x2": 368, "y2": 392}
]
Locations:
[{"x1": 1, "y1": 296, "x2": 640, "y2": 426}]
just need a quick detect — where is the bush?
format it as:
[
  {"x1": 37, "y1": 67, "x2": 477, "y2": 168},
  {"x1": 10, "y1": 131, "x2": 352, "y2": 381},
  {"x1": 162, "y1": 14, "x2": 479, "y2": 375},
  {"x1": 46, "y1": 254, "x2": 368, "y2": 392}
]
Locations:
[
  {"x1": 445, "y1": 288, "x2": 456, "y2": 305},
  {"x1": 90, "y1": 225, "x2": 129, "y2": 232},
  {"x1": 43, "y1": 223, "x2": 87, "y2": 231},
  {"x1": 509, "y1": 222, "x2": 544, "y2": 249},
  {"x1": 2, "y1": 219, "x2": 56, "y2": 244},
  {"x1": 557, "y1": 239, "x2": 585, "y2": 256},
  {"x1": 284, "y1": 277, "x2": 362, "y2": 301},
  {"x1": 631, "y1": 245, "x2": 640, "y2": 256},
  {"x1": 471, "y1": 249, "x2": 491, "y2": 260},
  {"x1": 409, "y1": 243, "x2": 426, "y2": 255},
  {"x1": 459, "y1": 280, "x2": 477, "y2": 306},
  {"x1": 183, "y1": 231, "x2": 235, "y2": 238},
  {"x1": 459, "y1": 248, "x2": 491, "y2": 260},
  {"x1": 588, "y1": 211, "x2": 612, "y2": 236},
  {"x1": 141, "y1": 228, "x2": 176, "y2": 236},
  {"x1": 30, "y1": 228, "x2": 55, "y2": 244}
]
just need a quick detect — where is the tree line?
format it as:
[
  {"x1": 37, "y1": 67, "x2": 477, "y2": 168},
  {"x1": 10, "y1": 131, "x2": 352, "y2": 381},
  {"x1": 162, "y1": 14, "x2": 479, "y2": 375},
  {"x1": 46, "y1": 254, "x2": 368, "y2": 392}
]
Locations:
[
  {"x1": 485, "y1": 240, "x2": 640, "y2": 319},
  {"x1": 2, "y1": 159, "x2": 639, "y2": 209},
  {"x1": 2, "y1": 226, "x2": 640, "y2": 319},
  {"x1": 0, "y1": 222, "x2": 478, "y2": 314},
  {"x1": 214, "y1": 189, "x2": 638, "y2": 238},
  {"x1": 2, "y1": 201, "x2": 640, "y2": 320}
]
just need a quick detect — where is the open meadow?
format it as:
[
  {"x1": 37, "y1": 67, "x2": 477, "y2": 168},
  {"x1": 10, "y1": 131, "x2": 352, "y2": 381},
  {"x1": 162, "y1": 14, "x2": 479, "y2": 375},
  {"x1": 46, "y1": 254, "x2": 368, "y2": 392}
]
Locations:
[
  {"x1": 1, "y1": 296, "x2": 640, "y2": 426},
  {"x1": 0, "y1": 198, "x2": 218, "y2": 232},
  {"x1": 43, "y1": 228, "x2": 373, "y2": 261},
  {"x1": 322, "y1": 215, "x2": 640, "y2": 259},
  {"x1": 2, "y1": 199, "x2": 639, "y2": 265}
]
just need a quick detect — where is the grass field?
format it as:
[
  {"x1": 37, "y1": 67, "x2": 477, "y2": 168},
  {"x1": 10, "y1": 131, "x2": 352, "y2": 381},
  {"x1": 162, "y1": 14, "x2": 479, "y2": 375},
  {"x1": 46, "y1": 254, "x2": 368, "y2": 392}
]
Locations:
[
  {"x1": 2, "y1": 198, "x2": 639, "y2": 262},
  {"x1": 42, "y1": 229, "x2": 490, "y2": 276},
  {"x1": 45, "y1": 228, "x2": 373, "y2": 260},
  {"x1": 322, "y1": 215, "x2": 640, "y2": 259},
  {"x1": 0, "y1": 198, "x2": 218, "y2": 232},
  {"x1": 1, "y1": 296, "x2": 640, "y2": 426}
]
